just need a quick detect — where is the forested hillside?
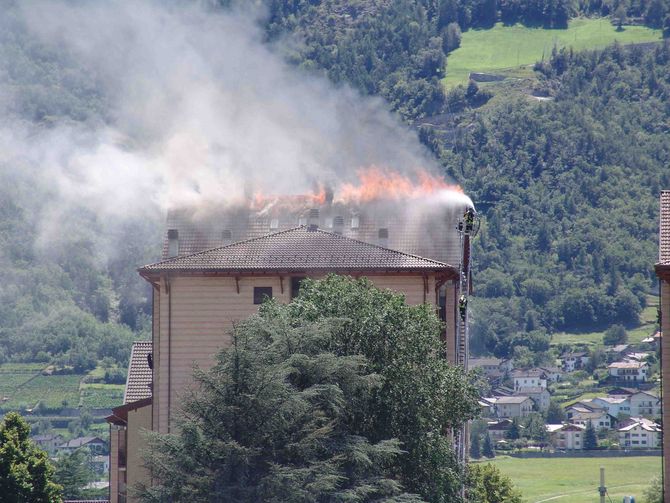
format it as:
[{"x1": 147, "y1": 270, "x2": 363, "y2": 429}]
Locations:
[
  {"x1": 445, "y1": 43, "x2": 670, "y2": 360},
  {"x1": 0, "y1": 0, "x2": 668, "y2": 372}
]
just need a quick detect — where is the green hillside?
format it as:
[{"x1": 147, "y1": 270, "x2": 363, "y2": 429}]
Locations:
[{"x1": 445, "y1": 19, "x2": 662, "y2": 87}]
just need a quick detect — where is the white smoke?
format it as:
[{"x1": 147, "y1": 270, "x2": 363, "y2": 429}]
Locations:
[{"x1": 8, "y1": 0, "x2": 444, "y2": 229}]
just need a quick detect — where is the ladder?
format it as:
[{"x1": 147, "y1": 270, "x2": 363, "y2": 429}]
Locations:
[{"x1": 455, "y1": 209, "x2": 478, "y2": 496}]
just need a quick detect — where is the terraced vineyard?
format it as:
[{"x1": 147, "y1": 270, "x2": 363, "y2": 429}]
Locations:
[{"x1": 80, "y1": 383, "x2": 125, "y2": 409}]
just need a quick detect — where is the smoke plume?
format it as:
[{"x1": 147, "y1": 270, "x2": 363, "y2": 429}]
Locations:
[{"x1": 4, "y1": 0, "x2": 446, "y2": 234}]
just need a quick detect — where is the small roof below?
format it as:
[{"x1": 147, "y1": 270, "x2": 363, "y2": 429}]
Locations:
[
  {"x1": 141, "y1": 226, "x2": 455, "y2": 275},
  {"x1": 124, "y1": 341, "x2": 153, "y2": 404}
]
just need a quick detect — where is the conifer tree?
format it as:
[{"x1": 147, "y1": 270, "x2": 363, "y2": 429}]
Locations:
[
  {"x1": 584, "y1": 421, "x2": 598, "y2": 450},
  {"x1": 506, "y1": 418, "x2": 521, "y2": 440},
  {"x1": 140, "y1": 276, "x2": 479, "y2": 503},
  {"x1": 482, "y1": 433, "x2": 495, "y2": 458},
  {"x1": 470, "y1": 433, "x2": 481, "y2": 459}
]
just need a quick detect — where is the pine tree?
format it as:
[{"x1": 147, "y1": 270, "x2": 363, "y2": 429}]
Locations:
[
  {"x1": 54, "y1": 449, "x2": 94, "y2": 500},
  {"x1": 470, "y1": 433, "x2": 481, "y2": 459},
  {"x1": 506, "y1": 418, "x2": 521, "y2": 440},
  {"x1": 584, "y1": 422, "x2": 598, "y2": 450},
  {"x1": 482, "y1": 433, "x2": 495, "y2": 458}
]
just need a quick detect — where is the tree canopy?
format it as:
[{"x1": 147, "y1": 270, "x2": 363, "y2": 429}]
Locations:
[
  {"x1": 140, "y1": 275, "x2": 480, "y2": 503},
  {"x1": 0, "y1": 412, "x2": 62, "y2": 503}
]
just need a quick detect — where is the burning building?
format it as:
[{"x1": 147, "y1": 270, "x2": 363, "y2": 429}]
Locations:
[
  {"x1": 655, "y1": 190, "x2": 670, "y2": 500},
  {"x1": 107, "y1": 168, "x2": 476, "y2": 502}
]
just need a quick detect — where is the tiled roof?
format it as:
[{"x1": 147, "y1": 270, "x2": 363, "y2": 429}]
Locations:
[
  {"x1": 142, "y1": 227, "x2": 453, "y2": 273},
  {"x1": 470, "y1": 357, "x2": 502, "y2": 367},
  {"x1": 608, "y1": 361, "x2": 647, "y2": 369},
  {"x1": 618, "y1": 417, "x2": 661, "y2": 432},
  {"x1": 660, "y1": 191, "x2": 670, "y2": 264},
  {"x1": 495, "y1": 396, "x2": 532, "y2": 404},
  {"x1": 511, "y1": 369, "x2": 546, "y2": 378},
  {"x1": 58, "y1": 436, "x2": 105, "y2": 448},
  {"x1": 124, "y1": 341, "x2": 153, "y2": 404}
]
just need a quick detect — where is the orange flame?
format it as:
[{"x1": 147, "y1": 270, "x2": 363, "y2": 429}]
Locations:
[
  {"x1": 250, "y1": 167, "x2": 461, "y2": 210},
  {"x1": 337, "y1": 166, "x2": 462, "y2": 204},
  {"x1": 252, "y1": 186, "x2": 327, "y2": 211}
]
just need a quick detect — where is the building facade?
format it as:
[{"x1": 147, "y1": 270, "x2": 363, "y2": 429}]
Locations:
[
  {"x1": 108, "y1": 202, "x2": 471, "y2": 502},
  {"x1": 655, "y1": 190, "x2": 670, "y2": 497}
]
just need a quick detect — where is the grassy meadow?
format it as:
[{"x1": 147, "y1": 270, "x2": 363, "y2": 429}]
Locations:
[
  {"x1": 489, "y1": 455, "x2": 660, "y2": 502},
  {"x1": 444, "y1": 18, "x2": 662, "y2": 87},
  {"x1": 551, "y1": 294, "x2": 659, "y2": 348}
]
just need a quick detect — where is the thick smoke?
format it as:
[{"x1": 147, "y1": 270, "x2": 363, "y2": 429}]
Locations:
[{"x1": 10, "y1": 0, "x2": 444, "y2": 225}]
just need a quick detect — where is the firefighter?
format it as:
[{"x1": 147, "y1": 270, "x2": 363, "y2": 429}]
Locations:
[
  {"x1": 458, "y1": 294, "x2": 467, "y2": 321},
  {"x1": 464, "y1": 207, "x2": 475, "y2": 233}
]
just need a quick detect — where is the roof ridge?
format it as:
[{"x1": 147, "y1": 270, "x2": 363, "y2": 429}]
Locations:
[
  {"x1": 311, "y1": 227, "x2": 451, "y2": 267},
  {"x1": 141, "y1": 226, "x2": 453, "y2": 271},
  {"x1": 141, "y1": 226, "x2": 306, "y2": 270}
]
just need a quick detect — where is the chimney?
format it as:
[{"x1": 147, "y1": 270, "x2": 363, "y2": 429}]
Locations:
[
  {"x1": 378, "y1": 228, "x2": 389, "y2": 248},
  {"x1": 308, "y1": 208, "x2": 319, "y2": 231},
  {"x1": 167, "y1": 229, "x2": 179, "y2": 257},
  {"x1": 351, "y1": 214, "x2": 360, "y2": 230},
  {"x1": 324, "y1": 185, "x2": 334, "y2": 205},
  {"x1": 333, "y1": 215, "x2": 344, "y2": 235},
  {"x1": 222, "y1": 229, "x2": 232, "y2": 245}
]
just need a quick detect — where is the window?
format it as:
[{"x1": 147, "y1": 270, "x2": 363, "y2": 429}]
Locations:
[
  {"x1": 254, "y1": 287, "x2": 273, "y2": 305},
  {"x1": 291, "y1": 277, "x2": 306, "y2": 299}
]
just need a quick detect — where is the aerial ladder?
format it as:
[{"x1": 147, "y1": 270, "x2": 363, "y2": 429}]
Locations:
[{"x1": 455, "y1": 206, "x2": 479, "y2": 496}]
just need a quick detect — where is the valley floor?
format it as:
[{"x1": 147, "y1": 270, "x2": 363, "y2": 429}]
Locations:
[{"x1": 487, "y1": 455, "x2": 660, "y2": 502}]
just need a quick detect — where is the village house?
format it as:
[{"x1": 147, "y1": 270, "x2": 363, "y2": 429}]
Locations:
[
  {"x1": 607, "y1": 361, "x2": 649, "y2": 383},
  {"x1": 493, "y1": 396, "x2": 534, "y2": 418},
  {"x1": 57, "y1": 436, "x2": 107, "y2": 456},
  {"x1": 589, "y1": 396, "x2": 631, "y2": 418},
  {"x1": 515, "y1": 386, "x2": 550, "y2": 412},
  {"x1": 640, "y1": 331, "x2": 661, "y2": 351},
  {"x1": 107, "y1": 195, "x2": 474, "y2": 503},
  {"x1": 511, "y1": 369, "x2": 548, "y2": 390},
  {"x1": 487, "y1": 419, "x2": 519, "y2": 442},
  {"x1": 628, "y1": 390, "x2": 661, "y2": 418},
  {"x1": 565, "y1": 402, "x2": 615, "y2": 430},
  {"x1": 31, "y1": 433, "x2": 64, "y2": 456},
  {"x1": 470, "y1": 357, "x2": 513, "y2": 381},
  {"x1": 654, "y1": 190, "x2": 669, "y2": 496},
  {"x1": 560, "y1": 352, "x2": 590, "y2": 372},
  {"x1": 538, "y1": 366, "x2": 563, "y2": 383},
  {"x1": 478, "y1": 397, "x2": 497, "y2": 418},
  {"x1": 605, "y1": 344, "x2": 631, "y2": 360},
  {"x1": 546, "y1": 423, "x2": 586, "y2": 450},
  {"x1": 625, "y1": 352, "x2": 652, "y2": 363},
  {"x1": 618, "y1": 417, "x2": 661, "y2": 449}
]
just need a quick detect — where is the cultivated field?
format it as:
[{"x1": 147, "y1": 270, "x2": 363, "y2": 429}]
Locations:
[
  {"x1": 0, "y1": 363, "x2": 125, "y2": 412},
  {"x1": 445, "y1": 19, "x2": 662, "y2": 87},
  {"x1": 489, "y1": 455, "x2": 660, "y2": 502}
]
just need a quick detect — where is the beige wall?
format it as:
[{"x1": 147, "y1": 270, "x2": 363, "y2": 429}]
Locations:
[
  {"x1": 153, "y1": 273, "x2": 445, "y2": 433},
  {"x1": 662, "y1": 280, "x2": 669, "y2": 498},
  {"x1": 109, "y1": 426, "x2": 120, "y2": 503},
  {"x1": 127, "y1": 404, "x2": 152, "y2": 502}
]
